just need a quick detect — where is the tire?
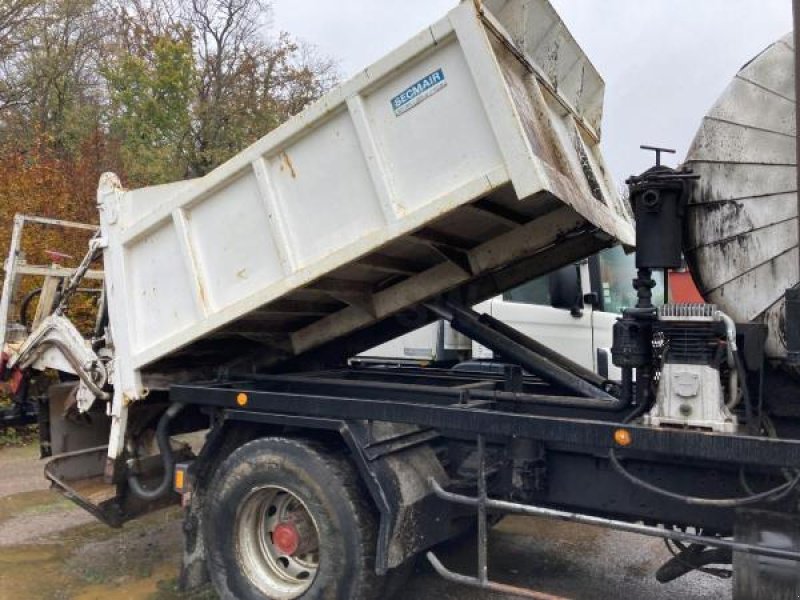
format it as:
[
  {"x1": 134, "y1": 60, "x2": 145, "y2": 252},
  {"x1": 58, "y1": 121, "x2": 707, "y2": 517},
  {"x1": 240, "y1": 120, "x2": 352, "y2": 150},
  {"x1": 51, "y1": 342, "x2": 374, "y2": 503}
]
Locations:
[{"x1": 203, "y1": 436, "x2": 386, "y2": 600}]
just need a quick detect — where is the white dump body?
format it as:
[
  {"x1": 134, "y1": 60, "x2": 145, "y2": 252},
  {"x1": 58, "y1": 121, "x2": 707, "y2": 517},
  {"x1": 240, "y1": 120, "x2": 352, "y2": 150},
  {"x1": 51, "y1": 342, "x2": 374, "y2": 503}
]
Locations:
[{"x1": 1, "y1": 0, "x2": 634, "y2": 459}]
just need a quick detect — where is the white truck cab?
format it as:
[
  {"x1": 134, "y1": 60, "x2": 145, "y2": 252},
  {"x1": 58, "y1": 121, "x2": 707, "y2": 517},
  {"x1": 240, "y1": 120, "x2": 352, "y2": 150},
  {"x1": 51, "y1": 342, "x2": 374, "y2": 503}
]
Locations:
[{"x1": 361, "y1": 246, "x2": 665, "y2": 381}]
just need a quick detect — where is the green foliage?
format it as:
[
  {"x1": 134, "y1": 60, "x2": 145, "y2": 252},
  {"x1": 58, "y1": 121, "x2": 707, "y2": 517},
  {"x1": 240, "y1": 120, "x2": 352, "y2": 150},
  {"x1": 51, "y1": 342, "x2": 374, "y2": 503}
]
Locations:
[
  {"x1": 0, "y1": 0, "x2": 339, "y2": 298},
  {"x1": 0, "y1": 0, "x2": 338, "y2": 357},
  {"x1": 104, "y1": 26, "x2": 196, "y2": 185},
  {"x1": 0, "y1": 0, "x2": 338, "y2": 189},
  {"x1": 0, "y1": 424, "x2": 37, "y2": 447}
]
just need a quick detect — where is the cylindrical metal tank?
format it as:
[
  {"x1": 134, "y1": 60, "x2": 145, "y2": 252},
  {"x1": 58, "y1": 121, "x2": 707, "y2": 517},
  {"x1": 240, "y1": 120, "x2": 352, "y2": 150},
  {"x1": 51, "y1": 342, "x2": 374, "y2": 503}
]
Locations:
[{"x1": 685, "y1": 32, "x2": 798, "y2": 363}]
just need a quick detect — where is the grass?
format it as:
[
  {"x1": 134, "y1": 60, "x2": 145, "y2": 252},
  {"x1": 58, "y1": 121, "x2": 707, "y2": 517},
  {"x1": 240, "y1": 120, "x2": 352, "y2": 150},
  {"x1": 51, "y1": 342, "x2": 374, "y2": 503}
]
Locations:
[
  {"x1": 0, "y1": 424, "x2": 38, "y2": 448},
  {"x1": 154, "y1": 578, "x2": 219, "y2": 600},
  {"x1": 0, "y1": 389, "x2": 39, "y2": 447}
]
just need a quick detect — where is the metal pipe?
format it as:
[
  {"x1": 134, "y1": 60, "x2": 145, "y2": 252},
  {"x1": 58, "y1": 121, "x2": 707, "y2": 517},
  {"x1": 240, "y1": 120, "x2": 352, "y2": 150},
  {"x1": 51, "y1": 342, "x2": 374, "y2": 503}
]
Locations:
[
  {"x1": 427, "y1": 301, "x2": 619, "y2": 401},
  {"x1": 477, "y1": 311, "x2": 606, "y2": 387},
  {"x1": 20, "y1": 338, "x2": 110, "y2": 401},
  {"x1": 260, "y1": 373, "x2": 631, "y2": 411},
  {"x1": 426, "y1": 552, "x2": 568, "y2": 600},
  {"x1": 477, "y1": 435, "x2": 488, "y2": 585},
  {"x1": 429, "y1": 479, "x2": 800, "y2": 564},
  {"x1": 127, "y1": 402, "x2": 185, "y2": 501},
  {"x1": 716, "y1": 310, "x2": 742, "y2": 409}
]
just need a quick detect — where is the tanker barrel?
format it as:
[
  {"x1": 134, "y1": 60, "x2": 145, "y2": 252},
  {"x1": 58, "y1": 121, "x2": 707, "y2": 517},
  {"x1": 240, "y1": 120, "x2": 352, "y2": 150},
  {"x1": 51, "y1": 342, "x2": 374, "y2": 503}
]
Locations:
[{"x1": 684, "y1": 32, "x2": 800, "y2": 371}]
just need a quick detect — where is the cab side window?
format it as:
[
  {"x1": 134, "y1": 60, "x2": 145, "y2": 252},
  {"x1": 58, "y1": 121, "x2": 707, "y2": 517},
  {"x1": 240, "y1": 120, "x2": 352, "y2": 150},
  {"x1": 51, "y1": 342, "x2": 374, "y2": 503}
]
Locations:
[
  {"x1": 502, "y1": 263, "x2": 582, "y2": 312},
  {"x1": 503, "y1": 275, "x2": 551, "y2": 306}
]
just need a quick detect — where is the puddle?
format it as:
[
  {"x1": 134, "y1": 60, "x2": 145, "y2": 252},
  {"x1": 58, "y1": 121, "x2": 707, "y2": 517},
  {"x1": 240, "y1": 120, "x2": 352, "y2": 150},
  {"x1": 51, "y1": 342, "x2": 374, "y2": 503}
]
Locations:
[
  {"x1": 0, "y1": 544, "x2": 70, "y2": 599},
  {"x1": 0, "y1": 489, "x2": 67, "y2": 524},
  {"x1": 72, "y1": 562, "x2": 177, "y2": 600},
  {"x1": 0, "y1": 499, "x2": 212, "y2": 599}
]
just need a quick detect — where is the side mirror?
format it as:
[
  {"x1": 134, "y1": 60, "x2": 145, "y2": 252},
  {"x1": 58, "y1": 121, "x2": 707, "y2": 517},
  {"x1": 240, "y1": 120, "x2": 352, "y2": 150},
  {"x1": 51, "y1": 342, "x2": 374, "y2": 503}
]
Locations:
[
  {"x1": 550, "y1": 265, "x2": 583, "y2": 316},
  {"x1": 583, "y1": 292, "x2": 601, "y2": 308}
]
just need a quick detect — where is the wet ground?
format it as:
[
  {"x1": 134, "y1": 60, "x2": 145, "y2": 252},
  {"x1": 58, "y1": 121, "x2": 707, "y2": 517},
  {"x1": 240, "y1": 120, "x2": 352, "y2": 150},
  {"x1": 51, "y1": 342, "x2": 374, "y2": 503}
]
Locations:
[{"x1": 0, "y1": 443, "x2": 731, "y2": 599}]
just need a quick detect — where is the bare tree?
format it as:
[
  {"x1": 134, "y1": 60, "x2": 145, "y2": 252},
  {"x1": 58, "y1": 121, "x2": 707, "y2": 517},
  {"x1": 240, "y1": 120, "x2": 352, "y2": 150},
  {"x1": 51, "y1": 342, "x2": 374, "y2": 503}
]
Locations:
[
  {"x1": 0, "y1": 0, "x2": 40, "y2": 112},
  {"x1": 0, "y1": 0, "x2": 112, "y2": 153},
  {"x1": 0, "y1": 0, "x2": 338, "y2": 177}
]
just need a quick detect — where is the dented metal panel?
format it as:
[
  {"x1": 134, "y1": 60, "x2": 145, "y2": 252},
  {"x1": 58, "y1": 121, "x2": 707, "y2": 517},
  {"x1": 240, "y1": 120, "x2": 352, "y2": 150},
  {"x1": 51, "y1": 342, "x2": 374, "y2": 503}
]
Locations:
[{"x1": 685, "y1": 33, "x2": 799, "y2": 362}]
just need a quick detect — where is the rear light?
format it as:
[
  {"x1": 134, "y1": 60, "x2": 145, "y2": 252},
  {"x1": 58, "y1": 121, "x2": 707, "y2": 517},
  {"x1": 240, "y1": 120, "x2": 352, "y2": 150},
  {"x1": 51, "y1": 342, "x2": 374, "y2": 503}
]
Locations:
[{"x1": 9, "y1": 369, "x2": 25, "y2": 395}]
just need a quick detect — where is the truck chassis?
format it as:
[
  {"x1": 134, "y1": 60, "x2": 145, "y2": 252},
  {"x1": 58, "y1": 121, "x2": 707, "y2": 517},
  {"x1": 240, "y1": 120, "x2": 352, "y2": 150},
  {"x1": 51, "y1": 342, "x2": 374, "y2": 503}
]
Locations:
[{"x1": 152, "y1": 359, "x2": 800, "y2": 599}]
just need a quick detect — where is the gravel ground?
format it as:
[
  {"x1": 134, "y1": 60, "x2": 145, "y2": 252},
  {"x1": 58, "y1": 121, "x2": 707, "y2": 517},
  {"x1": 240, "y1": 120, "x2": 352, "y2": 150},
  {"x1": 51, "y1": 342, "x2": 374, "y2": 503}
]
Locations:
[{"x1": 0, "y1": 444, "x2": 732, "y2": 599}]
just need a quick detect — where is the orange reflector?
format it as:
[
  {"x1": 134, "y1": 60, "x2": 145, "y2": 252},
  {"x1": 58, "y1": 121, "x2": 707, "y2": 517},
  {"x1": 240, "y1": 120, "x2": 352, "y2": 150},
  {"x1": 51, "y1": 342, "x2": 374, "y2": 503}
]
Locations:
[
  {"x1": 174, "y1": 462, "x2": 193, "y2": 495},
  {"x1": 236, "y1": 392, "x2": 248, "y2": 407},
  {"x1": 174, "y1": 468, "x2": 185, "y2": 492},
  {"x1": 614, "y1": 429, "x2": 632, "y2": 447}
]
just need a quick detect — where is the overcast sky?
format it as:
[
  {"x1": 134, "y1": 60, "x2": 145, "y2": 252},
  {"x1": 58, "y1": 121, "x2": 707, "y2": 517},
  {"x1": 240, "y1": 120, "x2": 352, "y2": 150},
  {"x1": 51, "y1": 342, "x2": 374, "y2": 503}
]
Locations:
[{"x1": 273, "y1": 0, "x2": 791, "y2": 185}]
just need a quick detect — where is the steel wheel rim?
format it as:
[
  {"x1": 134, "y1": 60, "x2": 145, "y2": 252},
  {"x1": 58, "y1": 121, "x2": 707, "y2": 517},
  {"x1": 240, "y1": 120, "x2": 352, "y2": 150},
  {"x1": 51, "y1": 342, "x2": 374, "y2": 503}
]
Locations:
[{"x1": 235, "y1": 485, "x2": 320, "y2": 599}]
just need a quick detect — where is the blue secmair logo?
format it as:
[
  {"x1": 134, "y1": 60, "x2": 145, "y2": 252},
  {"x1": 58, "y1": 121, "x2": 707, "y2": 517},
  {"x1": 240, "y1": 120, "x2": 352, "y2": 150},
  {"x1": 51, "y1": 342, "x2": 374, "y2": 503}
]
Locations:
[{"x1": 391, "y1": 69, "x2": 447, "y2": 116}]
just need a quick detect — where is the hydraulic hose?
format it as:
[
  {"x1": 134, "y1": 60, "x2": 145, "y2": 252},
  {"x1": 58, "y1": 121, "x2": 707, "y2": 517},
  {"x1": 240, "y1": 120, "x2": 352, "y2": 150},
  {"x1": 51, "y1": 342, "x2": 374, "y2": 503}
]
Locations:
[
  {"x1": 127, "y1": 403, "x2": 185, "y2": 501},
  {"x1": 19, "y1": 288, "x2": 43, "y2": 330},
  {"x1": 609, "y1": 448, "x2": 800, "y2": 507}
]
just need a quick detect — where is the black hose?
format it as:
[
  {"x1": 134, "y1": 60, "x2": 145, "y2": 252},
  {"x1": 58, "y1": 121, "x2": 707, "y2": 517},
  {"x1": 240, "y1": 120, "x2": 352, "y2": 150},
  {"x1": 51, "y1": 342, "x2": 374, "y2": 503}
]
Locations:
[
  {"x1": 127, "y1": 403, "x2": 185, "y2": 501},
  {"x1": 623, "y1": 369, "x2": 657, "y2": 424},
  {"x1": 609, "y1": 449, "x2": 800, "y2": 507},
  {"x1": 733, "y1": 350, "x2": 756, "y2": 434},
  {"x1": 19, "y1": 288, "x2": 43, "y2": 330}
]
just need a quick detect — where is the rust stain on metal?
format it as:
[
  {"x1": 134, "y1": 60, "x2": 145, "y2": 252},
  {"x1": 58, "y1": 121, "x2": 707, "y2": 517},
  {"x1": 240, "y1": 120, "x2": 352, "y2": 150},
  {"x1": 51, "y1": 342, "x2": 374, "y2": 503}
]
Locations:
[
  {"x1": 281, "y1": 152, "x2": 297, "y2": 179},
  {"x1": 194, "y1": 270, "x2": 209, "y2": 312}
]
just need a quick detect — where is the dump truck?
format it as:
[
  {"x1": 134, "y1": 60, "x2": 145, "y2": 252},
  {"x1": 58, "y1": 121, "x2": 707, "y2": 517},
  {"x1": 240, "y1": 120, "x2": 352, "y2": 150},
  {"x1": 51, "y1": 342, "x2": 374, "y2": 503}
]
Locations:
[{"x1": 2, "y1": 0, "x2": 800, "y2": 598}]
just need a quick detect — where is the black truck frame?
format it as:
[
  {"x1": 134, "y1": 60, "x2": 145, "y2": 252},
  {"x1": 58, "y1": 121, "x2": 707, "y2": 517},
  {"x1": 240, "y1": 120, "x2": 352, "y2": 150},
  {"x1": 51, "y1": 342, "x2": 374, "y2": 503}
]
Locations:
[{"x1": 169, "y1": 348, "x2": 800, "y2": 598}]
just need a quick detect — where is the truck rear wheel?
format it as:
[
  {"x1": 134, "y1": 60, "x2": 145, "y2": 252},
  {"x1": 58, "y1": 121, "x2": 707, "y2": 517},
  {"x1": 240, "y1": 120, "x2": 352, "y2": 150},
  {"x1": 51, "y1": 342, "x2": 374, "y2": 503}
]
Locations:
[{"x1": 203, "y1": 437, "x2": 385, "y2": 600}]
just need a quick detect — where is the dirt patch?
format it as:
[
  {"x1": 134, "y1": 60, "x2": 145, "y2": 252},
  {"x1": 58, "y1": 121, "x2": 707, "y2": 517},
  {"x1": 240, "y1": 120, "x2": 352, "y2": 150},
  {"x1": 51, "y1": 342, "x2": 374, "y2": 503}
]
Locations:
[
  {"x1": 0, "y1": 443, "x2": 47, "y2": 498},
  {"x1": 0, "y1": 544, "x2": 70, "y2": 599},
  {"x1": 0, "y1": 504, "x2": 95, "y2": 546},
  {"x1": 0, "y1": 504, "x2": 210, "y2": 600},
  {"x1": 66, "y1": 511, "x2": 183, "y2": 586}
]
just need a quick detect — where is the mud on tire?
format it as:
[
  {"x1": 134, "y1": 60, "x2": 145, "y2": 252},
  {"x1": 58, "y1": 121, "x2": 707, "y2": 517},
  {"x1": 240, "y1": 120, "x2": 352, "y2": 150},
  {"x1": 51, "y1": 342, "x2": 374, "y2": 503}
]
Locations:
[{"x1": 203, "y1": 437, "x2": 386, "y2": 600}]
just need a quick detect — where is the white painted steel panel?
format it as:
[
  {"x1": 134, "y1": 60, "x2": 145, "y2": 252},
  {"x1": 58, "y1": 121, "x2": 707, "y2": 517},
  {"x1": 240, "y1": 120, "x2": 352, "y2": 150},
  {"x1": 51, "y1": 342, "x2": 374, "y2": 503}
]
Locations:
[
  {"x1": 186, "y1": 172, "x2": 285, "y2": 311},
  {"x1": 87, "y1": 0, "x2": 634, "y2": 457},
  {"x1": 127, "y1": 222, "x2": 200, "y2": 350},
  {"x1": 266, "y1": 110, "x2": 386, "y2": 268},
  {"x1": 361, "y1": 38, "x2": 504, "y2": 216}
]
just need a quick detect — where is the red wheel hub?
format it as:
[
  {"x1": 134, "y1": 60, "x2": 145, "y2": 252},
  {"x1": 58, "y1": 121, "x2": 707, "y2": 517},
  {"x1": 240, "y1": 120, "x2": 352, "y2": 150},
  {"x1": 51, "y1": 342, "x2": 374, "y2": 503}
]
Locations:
[{"x1": 272, "y1": 521, "x2": 301, "y2": 555}]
